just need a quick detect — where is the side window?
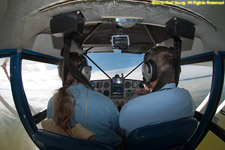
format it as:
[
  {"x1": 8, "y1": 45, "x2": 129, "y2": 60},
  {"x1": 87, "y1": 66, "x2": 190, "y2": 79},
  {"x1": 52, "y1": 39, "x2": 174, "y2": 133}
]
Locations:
[
  {"x1": 195, "y1": 60, "x2": 225, "y2": 150},
  {"x1": 179, "y1": 62, "x2": 213, "y2": 108},
  {"x1": 0, "y1": 57, "x2": 37, "y2": 149},
  {"x1": 22, "y1": 59, "x2": 61, "y2": 114},
  {"x1": 0, "y1": 57, "x2": 15, "y2": 116}
]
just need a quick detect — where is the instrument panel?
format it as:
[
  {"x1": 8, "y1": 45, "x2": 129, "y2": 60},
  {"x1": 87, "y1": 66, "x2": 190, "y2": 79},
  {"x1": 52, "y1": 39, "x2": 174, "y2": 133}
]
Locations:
[{"x1": 90, "y1": 75, "x2": 145, "y2": 107}]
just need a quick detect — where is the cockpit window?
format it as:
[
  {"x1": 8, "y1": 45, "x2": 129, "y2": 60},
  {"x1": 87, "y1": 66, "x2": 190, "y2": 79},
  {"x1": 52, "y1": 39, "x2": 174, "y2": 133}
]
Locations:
[{"x1": 87, "y1": 52, "x2": 144, "y2": 80}]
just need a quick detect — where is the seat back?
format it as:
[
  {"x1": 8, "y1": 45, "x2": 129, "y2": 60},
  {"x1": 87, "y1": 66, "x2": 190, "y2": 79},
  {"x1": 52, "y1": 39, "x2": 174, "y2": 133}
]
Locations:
[
  {"x1": 33, "y1": 129, "x2": 115, "y2": 150},
  {"x1": 125, "y1": 117, "x2": 198, "y2": 150},
  {"x1": 41, "y1": 119, "x2": 96, "y2": 140}
]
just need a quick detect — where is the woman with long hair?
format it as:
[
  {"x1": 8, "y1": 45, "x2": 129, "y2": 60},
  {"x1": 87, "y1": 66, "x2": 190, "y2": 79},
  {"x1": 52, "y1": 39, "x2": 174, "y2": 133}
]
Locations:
[{"x1": 46, "y1": 53, "x2": 122, "y2": 145}]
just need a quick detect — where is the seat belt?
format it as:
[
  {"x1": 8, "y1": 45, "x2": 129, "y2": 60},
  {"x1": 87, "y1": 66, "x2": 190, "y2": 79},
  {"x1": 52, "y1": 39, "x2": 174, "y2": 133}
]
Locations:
[
  {"x1": 85, "y1": 89, "x2": 88, "y2": 127},
  {"x1": 173, "y1": 37, "x2": 182, "y2": 86},
  {"x1": 62, "y1": 36, "x2": 92, "y2": 89}
]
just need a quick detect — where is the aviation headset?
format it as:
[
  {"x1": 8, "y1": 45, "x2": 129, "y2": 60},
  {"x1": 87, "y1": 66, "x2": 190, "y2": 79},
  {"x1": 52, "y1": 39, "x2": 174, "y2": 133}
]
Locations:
[
  {"x1": 71, "y1": 52, "x2": 92, "y2": 81},
  {"x1": 142, "y1": 58, "x2": 157, "y2": 83},
  {"x1": 142, "y1": 46, "x2": 174, "y2": 88}
]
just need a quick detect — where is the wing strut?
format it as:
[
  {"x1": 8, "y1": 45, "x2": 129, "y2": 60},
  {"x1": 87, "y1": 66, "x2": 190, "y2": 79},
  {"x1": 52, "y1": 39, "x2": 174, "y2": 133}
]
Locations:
[{"x1": 84, "y1": 53, "x2": 112, "y2": 80}]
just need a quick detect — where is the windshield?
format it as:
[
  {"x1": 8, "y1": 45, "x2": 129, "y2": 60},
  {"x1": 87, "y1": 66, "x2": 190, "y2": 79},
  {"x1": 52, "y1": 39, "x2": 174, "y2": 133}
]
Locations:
[{"x1": 87, "y1": 52, "x2": 144, "y2": 80}]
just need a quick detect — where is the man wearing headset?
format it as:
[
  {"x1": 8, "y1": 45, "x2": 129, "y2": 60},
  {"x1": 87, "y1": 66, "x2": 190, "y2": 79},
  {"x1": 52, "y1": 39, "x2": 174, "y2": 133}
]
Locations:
[{"x1": 119, "y1": 46, "x2": 195, "y2": 136}]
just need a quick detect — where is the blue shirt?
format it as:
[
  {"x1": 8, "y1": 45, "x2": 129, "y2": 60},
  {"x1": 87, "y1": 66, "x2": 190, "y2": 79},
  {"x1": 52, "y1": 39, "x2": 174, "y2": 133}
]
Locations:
[
  {"x1": 47, "y1": 83, "x2": 122, "y2": 145},
  {"x1": 119, "y1": 83, "x2": 195, "y2": 136}
]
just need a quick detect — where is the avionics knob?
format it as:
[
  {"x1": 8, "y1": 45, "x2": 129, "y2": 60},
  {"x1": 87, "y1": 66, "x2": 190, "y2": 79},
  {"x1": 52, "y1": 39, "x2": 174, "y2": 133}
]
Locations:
[
  {"x1": 103, "y1": 90, "x2": 110, "y2": 97},
  {"x1": 139, "y1": 82, "x2": 144, "y2": 88}
]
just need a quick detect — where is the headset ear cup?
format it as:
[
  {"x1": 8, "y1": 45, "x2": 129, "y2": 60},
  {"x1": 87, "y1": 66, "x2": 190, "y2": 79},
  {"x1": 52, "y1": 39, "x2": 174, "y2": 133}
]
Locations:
[
  {"x1": 142, "y1": 63, "x2": 152, "y2": 82},
  {"x1": 77, "y1": 54, "x2": 92, "y2": 81},
  {"x1": 80, "y1": 66, "x2": 91, "y2": 81},
  {"x1": 149, "y1": 60, "x2": 157, "y2": 82},
  {"x1": 142, "y1": 60, "x2": 157, "y2": 82}
]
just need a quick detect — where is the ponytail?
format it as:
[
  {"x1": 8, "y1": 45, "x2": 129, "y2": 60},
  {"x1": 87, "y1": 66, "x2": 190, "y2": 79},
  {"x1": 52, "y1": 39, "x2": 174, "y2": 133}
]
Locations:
[
  {"x1": 54, "y1": 86, "x2": 74, "y2": 136},
  {"x1": 53, "y1": 59, "x2": 78, "y2": 136}
]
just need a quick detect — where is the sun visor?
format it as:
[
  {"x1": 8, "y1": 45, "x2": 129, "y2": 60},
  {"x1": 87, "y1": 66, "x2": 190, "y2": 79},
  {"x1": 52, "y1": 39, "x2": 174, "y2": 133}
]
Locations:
[
  {"x1": 50, "y1": 11, "x2": 86, "y2": 37},
  {"x1": 158, "y1": 37, "x2": 194, "y2": 51},
  {"x1": 166, "y1": 17, "x2": 195, "y2": 40},
  {"x1": 160, "y1": 17, "x2": 195, "y2": 51}
]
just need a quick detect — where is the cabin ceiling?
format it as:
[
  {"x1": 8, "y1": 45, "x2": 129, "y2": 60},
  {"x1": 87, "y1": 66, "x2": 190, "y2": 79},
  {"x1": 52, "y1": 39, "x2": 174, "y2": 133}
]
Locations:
[
  {"x1": 80, "y1": 23, "x2": 168, "y2": 45},
  {"x1": 0, "y1": 0, "x2": 225, "y2": 58},
  {"x1": 72, "y1": 23, "x2": 168, "y2": 53}
]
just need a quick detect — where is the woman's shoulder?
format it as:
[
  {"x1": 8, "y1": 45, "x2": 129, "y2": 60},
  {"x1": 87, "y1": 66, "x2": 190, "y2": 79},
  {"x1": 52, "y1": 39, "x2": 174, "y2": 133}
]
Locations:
[{"x1": 48, "y1": 95, "x2": 56, "y2": 105}]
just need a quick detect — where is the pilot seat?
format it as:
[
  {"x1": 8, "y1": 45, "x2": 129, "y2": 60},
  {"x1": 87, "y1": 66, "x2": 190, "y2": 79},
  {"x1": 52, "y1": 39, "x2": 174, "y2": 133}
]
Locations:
[{"x1": 125, "y1": 117, "x2": 198, "y2": 150}]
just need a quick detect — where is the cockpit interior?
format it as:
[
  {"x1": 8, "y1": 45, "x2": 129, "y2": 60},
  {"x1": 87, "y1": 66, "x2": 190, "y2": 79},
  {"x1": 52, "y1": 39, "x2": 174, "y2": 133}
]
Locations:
[{"x1": 91, "y1": 74, "x2": 145, "y2": 109}]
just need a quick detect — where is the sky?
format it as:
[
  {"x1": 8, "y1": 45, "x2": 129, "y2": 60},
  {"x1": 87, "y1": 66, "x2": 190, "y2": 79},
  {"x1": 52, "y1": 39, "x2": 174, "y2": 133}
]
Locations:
[
  {"x1": 87, "y1": 52, "x2": 145, "y2": 73},
  {"x1": 86, "y1": 52, "x2": 145, "y2": 80}
]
